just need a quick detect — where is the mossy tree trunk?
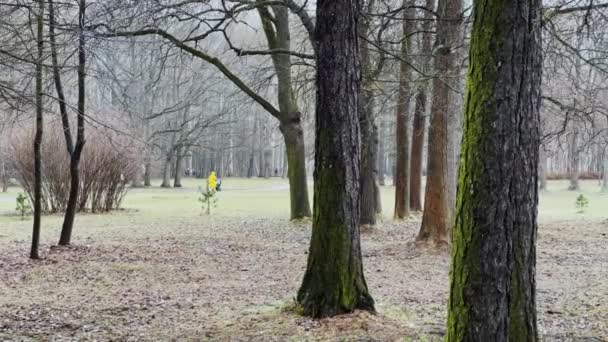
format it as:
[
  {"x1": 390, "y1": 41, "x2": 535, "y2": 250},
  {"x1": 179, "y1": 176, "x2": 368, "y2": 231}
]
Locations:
[
  {"x1": 417, "y1": 0, "x2": 463, "y2": 245},
  {"x1": 394, "y1": 0, "x2": 416, "y2": 219},
  {"x1": 409, "y1": 0, "x2": 435, "y2": 212},
  {"x1": 446, "y1": 0, "x2": 542, "y2": 340},
  {"x1": 297, "y1": 0, "x2": 374, "y2": 318}
]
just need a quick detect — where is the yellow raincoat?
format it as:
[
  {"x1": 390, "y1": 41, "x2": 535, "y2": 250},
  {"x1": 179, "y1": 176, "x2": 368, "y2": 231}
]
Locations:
[{"x1": 208, "y1": 171, "x2": 217, "y2": 191}]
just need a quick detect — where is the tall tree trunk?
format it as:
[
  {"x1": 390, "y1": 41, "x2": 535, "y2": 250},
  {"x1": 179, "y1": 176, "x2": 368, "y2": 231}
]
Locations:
[
  {"x1": 1, "y1": 159, "x2": 7, "y2": 193},
  {"x1": 378, "y1": 118, "x2": 386, "y2": 186},
  {"x1": 247, "y1": 152, "x2": 256, "y2": 178},
  {"x1": 173, "y1": 146, "x2": 184, "y2": 187},
  {"x1": 58, "y1": 0, "x2": 86, "y2": 246},
  {"x1": 297, "y1": 0, "x2": 374, "y2": 318},
  {"x1": 410, "y1": 91, "x2": 426, "y2": 212},
  {"x1": 263, "y1": 149, "x2": 272, "y2": 178},
  {"x1": 602, "y1": 156, "x2": 608, "y2": 192},
  {"x1": 373, "y1": 123, "x2": 382, "y2": 215},
  {"x1": 360, "y1": 3, "x2": 379, "y2": 226},
  {"x1": 31, "y1": 0, "x2": 45, "y2": 259},
  {"x1": 409, "y1": 0, "x2": 435, "y2": 212},
  {"x1": 417, "y1": 0, "x2": 463, "y2": 245},
  {"x1": 446, "y1": 0, "x2": 541, "y2": 339},
  {"x1": 394, "y1": 0, "x2": 416, "y2": 219},
  {"x1": 259, "y1": 5, "x2": 311, "y2": 219},
  {"x1": 568, "y1": 129, "x2": 580, "y2": 191}
]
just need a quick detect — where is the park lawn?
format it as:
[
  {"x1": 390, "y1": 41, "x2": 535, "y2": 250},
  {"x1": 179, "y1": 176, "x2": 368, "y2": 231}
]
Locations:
[{"x1": 0, "y1": 178, "x2": 607, "y2": 341}]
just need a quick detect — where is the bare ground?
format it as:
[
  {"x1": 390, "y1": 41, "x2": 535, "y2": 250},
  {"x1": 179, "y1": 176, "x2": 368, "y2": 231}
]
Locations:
[{"x1": 1, "y1": 215, "x2": 607, "y2": 341}]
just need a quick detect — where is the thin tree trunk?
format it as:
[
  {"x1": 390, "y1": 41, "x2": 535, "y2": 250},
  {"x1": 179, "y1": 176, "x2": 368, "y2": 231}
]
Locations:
[
  {"x1": 373, "y1": 122, "x2": 382, "y2": 214},
  {"x1": 568, "y1": 129, "x2": 580, "y2": 191},
  {"x1": 378, "y1": 118, "x2": 386, "y2": 186},
  {"x1": 417, "y1": 0, "x2": 463, "y2": 245},
  {"x1": 1, "y1": 159, "x2": 7, "y2": 193},
  {"x1": 297, "y1": 0, "x2": 374, "y2": 318},
  {"x1": 602, "y1": 157, "x2": 608, "y2": 192},
  {"x1": 410, "y1": 90, "x2": 426, "y2": 212},
  {"x1": 173, "y1": 147, "x2": 184, "y2": 187},
  {"x1": 247, "y1": 152, "x2": 256, "y2": 178},
  {"x1": 539, "y1": 146, "x2": 547, "y2": 191},
  {"x1": 409, "y1": 0, "x2": 435, "y2": 212},
  {"x1": 359, "y1": 3, "x2": 379, "y2": 226},
  {"x1": 263, "y1": 149, "x2": 272, "y2": 178},
  {"x1": 31, "y1": 0, "x2": 45, "y2": 259},
  {"x1": 446, "y1": 0, "x2": 541, "y2": 339},
  {"x1": 394, "y1": 0, "x2": 416, "y2": 219},
  {"x1": 58, "y1": 0, "x2": 87, "y2": 246}
]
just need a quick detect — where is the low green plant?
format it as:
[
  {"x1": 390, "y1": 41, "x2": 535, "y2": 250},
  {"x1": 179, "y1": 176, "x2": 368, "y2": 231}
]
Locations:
[
  {"x1": 15, "y1": 192, "x2": 30, "y2": 220},
  {"x1": 198, "y1": 186, "x2": 218, "y2": 215},
  {"x1": 575, "y1": 194, "x2": 589, "y2": 213}
]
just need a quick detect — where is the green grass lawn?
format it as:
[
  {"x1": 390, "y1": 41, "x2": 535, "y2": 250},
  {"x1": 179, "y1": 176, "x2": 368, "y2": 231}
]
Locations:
[{"x1": 0, "y1": 177, "x2": 606, "y2": 230}]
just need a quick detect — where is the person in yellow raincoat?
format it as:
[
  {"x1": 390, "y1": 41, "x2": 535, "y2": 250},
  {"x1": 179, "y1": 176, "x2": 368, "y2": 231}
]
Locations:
[{"x1": 208, "y1": 171, "x2": 217, "y2": 191}]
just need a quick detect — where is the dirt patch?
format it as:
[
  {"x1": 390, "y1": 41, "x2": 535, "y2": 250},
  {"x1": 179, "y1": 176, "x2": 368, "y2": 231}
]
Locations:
[{"x1": 0, "y1": 216, "x2": 606, "y2": 341}]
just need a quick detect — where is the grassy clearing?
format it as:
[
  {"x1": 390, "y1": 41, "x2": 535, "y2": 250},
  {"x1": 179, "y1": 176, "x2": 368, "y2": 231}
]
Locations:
[{"x1": 1, "y1": 178, "x2": 606, "y2": 225}]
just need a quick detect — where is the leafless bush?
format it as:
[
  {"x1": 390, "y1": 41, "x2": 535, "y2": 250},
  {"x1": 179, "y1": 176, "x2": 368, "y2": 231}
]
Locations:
[{"x1": 11, "y1": 126, "x2": 141, "y2": 213}]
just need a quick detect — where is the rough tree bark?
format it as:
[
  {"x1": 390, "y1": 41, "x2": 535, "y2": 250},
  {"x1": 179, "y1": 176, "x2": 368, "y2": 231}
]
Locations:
[
  {"x1": 409, "y1": 0, "x2": 435, "y2": 212},
  {"x1": 393, "y1": 0, "x2": 416, "y2": 219},
  {"x1": 446, "y1": 0, "x2": 542, "y2": 340},
  {"x1": 417, "y1": 0, "x2": 463, "y2": 245},
  {"x1": 297, "y1": 0, "x2": 374, "y2": 318},
  {"x1": 31, "y1": 0, "x2": 45, "y2": 259}
]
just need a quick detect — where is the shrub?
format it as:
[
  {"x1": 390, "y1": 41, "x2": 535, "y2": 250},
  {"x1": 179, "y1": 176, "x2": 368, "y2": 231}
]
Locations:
[
  {"x1": 575, "y1": 194, "x2": 589, "y2": 214},
  {"x1": 198, "y1": 186, "x2": 218, "y2": 215},
  {"x1": 11, "y1": 126, "x2": 141, "y2": 214},
  {"x1": 15, "y1": 192, "x2": 30, "y2": 220}
]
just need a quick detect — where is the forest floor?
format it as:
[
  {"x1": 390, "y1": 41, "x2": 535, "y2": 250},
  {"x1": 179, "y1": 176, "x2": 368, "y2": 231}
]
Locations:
[{"x1": 0, "y1": 179, "x2": 607, "y2": 341}]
